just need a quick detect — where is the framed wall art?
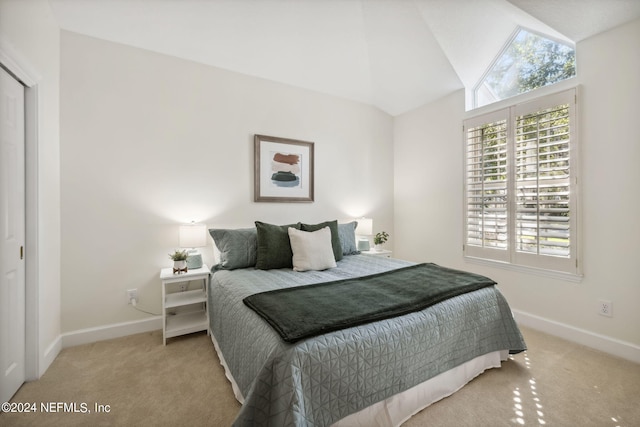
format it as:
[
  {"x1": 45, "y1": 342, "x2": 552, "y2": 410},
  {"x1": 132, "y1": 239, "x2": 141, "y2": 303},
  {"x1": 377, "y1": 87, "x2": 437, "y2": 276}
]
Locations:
[{"x1": 254, "y1": 134, "x2": 314, "y2": 203}]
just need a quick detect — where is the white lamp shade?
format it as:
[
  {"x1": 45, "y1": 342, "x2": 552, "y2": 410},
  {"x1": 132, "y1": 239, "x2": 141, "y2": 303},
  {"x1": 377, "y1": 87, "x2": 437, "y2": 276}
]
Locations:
[
  {"x1": 179, "y1": 223, "x2": 207, "y2": 248},
  {"x1": 356, "y1": 218, "x2": 373, "y2": 236}
]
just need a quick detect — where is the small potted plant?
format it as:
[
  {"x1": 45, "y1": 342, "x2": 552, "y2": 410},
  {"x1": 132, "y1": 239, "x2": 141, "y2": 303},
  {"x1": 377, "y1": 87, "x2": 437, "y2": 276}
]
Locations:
[
  {"x1": 169, "y1": 249, "x2": 188, "y2": 273},
  {"x1": 373, "y1": 231, "x2": 389, "y2": 251}
]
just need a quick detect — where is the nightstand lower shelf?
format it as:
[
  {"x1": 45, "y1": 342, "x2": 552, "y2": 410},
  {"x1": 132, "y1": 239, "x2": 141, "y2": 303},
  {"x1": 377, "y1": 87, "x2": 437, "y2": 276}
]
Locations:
[
  {"x1": 160, "y1": 265, "x2": 211, "y2": 345},
  {"x1": 165, "y1": 311, "x2": 208, "y2": 339},
  {"x1": 165, "y1": 289, "x2": 206, "y2": 308}
]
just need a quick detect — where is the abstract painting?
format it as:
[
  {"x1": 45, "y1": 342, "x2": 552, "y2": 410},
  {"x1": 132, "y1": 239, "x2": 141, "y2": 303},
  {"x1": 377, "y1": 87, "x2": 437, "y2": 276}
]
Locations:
[{"x1": 254, "y1": 134, "x2": 314, "y2": 202}]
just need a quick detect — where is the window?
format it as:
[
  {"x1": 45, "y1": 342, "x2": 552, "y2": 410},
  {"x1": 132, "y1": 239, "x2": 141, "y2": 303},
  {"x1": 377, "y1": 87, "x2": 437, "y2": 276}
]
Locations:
[
  {"x1": 475, "y1": 28, "x2": 576, "y2": 108},
  {"x1": 464, "y1": 89, "x2": 579, "y2": 277}
]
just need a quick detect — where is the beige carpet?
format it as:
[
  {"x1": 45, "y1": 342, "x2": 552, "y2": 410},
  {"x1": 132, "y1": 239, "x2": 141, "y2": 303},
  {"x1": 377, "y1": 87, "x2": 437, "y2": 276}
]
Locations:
[{"x1": 2, "y1": 326, "x2": 639, "y2": 426}]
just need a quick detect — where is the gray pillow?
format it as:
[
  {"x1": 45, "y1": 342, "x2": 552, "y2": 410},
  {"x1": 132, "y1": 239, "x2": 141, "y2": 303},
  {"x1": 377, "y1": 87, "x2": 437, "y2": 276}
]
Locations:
[
  {"x1": 209, "y1": 228, "x2": 257, "y2": 270},
  {"x1": 299, "y1": 220, "x2": 342, "y2": 261},
  {"x1": 255, "y1": 221, "x2": 301, "y2": 270},
  {"x1": 338, "y1": 221, "x2": 360, "y2": 255}
]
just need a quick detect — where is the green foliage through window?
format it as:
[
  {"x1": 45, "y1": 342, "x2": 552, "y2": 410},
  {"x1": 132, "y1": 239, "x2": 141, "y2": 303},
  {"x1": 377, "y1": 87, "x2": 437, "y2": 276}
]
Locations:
[{"x1": 475, "y1": 29, "x2": 575, "y2": 107}]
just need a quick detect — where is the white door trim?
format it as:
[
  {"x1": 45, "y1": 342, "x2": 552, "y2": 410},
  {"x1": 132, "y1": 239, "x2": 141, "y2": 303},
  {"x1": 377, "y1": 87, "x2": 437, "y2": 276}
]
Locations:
[{"x1": 1, "y1": 36, "x2": 41, "y2": 381}]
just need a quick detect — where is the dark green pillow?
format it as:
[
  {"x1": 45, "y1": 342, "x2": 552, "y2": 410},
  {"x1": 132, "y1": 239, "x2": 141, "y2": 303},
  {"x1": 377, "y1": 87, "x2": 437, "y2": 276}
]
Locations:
[
  {"x1": 255, "y1": 221, "x2": 301, "y2": 270},
  {"x1": 300, "y1": 220, "x2": 342, "y2": 261}
]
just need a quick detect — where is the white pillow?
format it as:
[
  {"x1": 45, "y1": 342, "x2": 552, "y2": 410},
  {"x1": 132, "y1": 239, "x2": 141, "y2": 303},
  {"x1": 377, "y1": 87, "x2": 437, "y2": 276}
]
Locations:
[{"x1": 288, "y1": 226, "x2": 337, "y2": 272}]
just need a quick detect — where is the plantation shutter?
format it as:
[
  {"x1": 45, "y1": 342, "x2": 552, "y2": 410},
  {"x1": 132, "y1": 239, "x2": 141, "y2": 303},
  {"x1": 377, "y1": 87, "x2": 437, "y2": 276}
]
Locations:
[
  {"x1": 515, "y1": 105, "x2": 570, "y2": 256},
  {"x1": 464, "y1": 89, "x2": 579, "y2": 276},
  {"x1": 513, "y1": 90, "x2": 577, "y2": 273},
  {"x1": 464, "y1": 109, "x2": 510, "y2": 262}
]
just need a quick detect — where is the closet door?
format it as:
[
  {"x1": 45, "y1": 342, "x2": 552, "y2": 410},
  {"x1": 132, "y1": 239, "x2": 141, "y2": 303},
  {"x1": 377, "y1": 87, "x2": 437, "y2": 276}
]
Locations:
[{"x1": 0, "y1": 66, "x2": 26, "y2": 403}]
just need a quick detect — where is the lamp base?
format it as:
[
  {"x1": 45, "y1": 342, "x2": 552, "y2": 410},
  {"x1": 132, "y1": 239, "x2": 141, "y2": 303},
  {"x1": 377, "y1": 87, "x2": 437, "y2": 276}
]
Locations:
[
  {"x1": 186, "y1": 253, "x2": 203, "y2": 269},
  {"x1": 357, "y1": 238, "x2": 370, "y2": 251}
]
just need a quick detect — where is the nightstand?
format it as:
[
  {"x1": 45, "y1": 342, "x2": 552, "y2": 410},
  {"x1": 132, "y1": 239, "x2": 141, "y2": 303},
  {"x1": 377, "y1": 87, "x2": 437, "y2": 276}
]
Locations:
[
  {"x1": 362, "y1": 249, "x2": 393, "y2": 258},
  {"x1": 159, "y1": 264, "x2": 210, "y2": 345}
]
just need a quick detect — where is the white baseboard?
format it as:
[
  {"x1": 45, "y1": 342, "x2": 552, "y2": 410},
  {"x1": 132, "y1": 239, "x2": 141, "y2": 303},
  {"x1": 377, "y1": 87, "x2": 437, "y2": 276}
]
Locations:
[
  {"x1": 61, "y1": 317, "x2": 162, "y2": 349},
  {"x1": 40, "y1": 335, "x2": 62, "y2": 378},
  {"x1": 513, "y1": 309, "x2": 640, "y2": 364},
  {"x1": 53, "y1": 311, "x2": 640, "y2": 366}
]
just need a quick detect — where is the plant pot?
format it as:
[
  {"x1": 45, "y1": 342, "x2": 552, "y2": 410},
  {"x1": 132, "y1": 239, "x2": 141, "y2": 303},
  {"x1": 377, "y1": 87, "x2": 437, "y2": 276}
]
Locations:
[
  {"x1": 374, "y1": 245, "x2": 384, "y2": 252},
  {"x1": 173, "y1": 260, "x2": 187, "y2": 274}
]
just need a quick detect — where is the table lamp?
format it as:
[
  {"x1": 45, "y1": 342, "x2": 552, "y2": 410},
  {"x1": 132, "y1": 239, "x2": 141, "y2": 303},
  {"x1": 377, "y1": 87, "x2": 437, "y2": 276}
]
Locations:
[
  {"x1": 179, "y1": 222, "x2": 207, "y2": 269},
  {"x1": 356, "y1": 217, "x2": 373, "y2": 251}
]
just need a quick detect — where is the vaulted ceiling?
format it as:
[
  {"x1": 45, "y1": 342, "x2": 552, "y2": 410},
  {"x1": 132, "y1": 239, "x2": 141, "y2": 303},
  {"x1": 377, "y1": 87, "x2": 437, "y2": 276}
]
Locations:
[{"x1": 49, "y1": 0, "x2": 640, "y2": 115}]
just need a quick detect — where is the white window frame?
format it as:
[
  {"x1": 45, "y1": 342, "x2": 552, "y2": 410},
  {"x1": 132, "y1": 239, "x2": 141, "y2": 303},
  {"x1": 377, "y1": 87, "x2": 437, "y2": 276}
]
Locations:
[{"x1": 463, "y1": 88, "x2": 581, "y2": 280}]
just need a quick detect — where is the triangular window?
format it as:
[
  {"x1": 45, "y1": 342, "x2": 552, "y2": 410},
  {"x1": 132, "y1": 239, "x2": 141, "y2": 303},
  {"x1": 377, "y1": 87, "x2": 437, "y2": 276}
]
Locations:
[{"x1": 475, "y1": 28, "x2": 575, "y2": 108}]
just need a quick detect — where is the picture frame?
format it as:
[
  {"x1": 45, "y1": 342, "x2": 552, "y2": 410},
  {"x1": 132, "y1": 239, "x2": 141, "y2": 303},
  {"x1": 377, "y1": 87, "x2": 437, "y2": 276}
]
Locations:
[{"x1": 254, "y1": 134, "x2": 314, "y2": 203}]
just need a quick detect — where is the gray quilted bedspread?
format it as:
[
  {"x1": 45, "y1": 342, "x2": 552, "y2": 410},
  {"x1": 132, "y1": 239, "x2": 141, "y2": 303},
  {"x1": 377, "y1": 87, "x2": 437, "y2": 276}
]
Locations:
[{"x1": 209, "y1": 255, "x2": 526, "y2": 427}]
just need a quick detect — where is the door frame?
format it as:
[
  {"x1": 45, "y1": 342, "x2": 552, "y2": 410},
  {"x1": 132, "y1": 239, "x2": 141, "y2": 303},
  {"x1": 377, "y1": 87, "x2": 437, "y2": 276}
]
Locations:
[{"x1": 1, "y1": 38, "x2": 41, "y2": 381}]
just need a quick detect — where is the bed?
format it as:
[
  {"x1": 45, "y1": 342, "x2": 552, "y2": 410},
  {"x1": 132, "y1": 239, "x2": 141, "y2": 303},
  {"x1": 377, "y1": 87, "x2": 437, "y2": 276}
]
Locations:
[{"x1": 208, "y1": 222, "x2": 526, "y2": 427}]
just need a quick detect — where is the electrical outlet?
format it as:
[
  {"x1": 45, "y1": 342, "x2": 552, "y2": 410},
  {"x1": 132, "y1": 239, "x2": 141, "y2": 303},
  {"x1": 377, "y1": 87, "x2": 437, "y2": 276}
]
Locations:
[
  {"x1": 127, "y1": 289, "x2": 138, "y2": 305},
  {"x1": 178, "y1": 283, "x2": 188, "y2": 292},
  {"x1": 598, "y1": 300, "x2": 612, "y2": 317}
]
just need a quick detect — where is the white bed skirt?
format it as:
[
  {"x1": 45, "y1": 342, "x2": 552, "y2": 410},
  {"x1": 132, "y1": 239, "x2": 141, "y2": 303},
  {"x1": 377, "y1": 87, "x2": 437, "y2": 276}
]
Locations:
[
  {"x1": 211, "y1": 333, "x2": 245, "y2": 404},
  {"x1": 211, "y1": 333, "x2": 506, "y2": 427},
  {"x1": 332, "y1": 350, "x2": 507, "y2": 426}
]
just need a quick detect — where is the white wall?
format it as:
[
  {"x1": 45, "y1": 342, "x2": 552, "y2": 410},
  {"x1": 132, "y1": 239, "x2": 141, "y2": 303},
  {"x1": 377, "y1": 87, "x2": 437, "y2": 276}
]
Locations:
[
  {"x1": 60, "y1": 32, "x2": 394, "y2": 333},
  {"x1": 394, "y1": 19, "x2": 640, "y2": 359},
  {"x1": 0, "y1": 0, "x2": 62, "y2": 375}
]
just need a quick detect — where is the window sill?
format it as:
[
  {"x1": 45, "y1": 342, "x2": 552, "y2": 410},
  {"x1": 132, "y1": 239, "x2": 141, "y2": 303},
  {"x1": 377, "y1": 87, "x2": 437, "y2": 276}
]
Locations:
[{"x1": 464, "y1": 256, "x2": 583, "y2": 283}]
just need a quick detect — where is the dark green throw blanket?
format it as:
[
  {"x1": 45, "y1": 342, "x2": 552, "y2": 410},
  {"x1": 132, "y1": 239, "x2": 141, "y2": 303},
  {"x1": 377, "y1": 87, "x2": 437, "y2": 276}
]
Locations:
[{"x1": 243, "y1": 263, "x2": 497, "y2": 343}]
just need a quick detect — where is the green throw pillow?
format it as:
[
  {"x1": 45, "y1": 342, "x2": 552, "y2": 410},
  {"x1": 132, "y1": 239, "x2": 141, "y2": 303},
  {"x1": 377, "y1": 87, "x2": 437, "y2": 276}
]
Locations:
[
  {"x1": 255, "y1": 221, "x2": 301, "y2": 270},
  {"x1": 337, "y1": 221, "x2": 360, "y2": 255},
  {"x1": 209, "y1": 228, "x2": 257, "y2": 270}
]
